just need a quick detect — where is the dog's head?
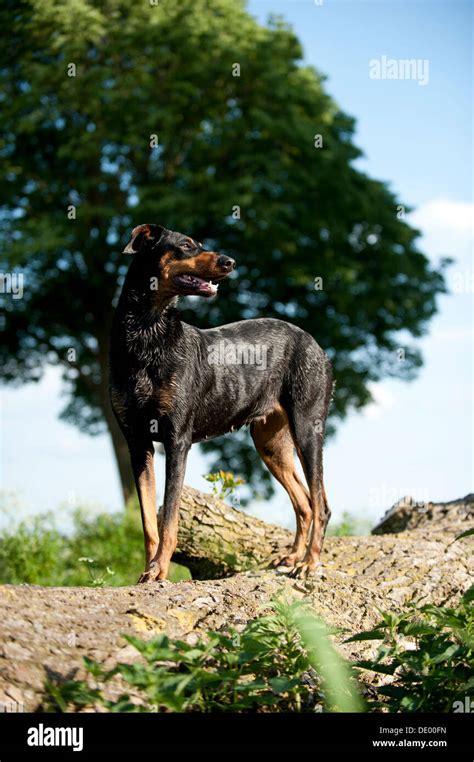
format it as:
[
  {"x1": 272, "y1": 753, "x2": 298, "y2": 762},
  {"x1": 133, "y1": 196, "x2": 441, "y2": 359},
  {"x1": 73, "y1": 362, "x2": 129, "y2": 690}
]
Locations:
[{"x1": 123, "y1": 224, "x2": 235, "y2": 298}]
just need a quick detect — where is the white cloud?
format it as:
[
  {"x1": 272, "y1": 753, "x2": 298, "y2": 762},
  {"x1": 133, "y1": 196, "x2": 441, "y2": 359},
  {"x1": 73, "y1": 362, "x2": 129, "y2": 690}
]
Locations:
[
  {"x1": 411, "y1": 199, "x2": 474, "y2": 235},
  {"x1": 434, "y1": 326, "x2": 474, "y2": 342},
  {"x1": 409, "y1": 198, "x2": 473, "y2": 278},
  {"x1": 362, "y1": 382, "x2": 397, "y2": 420}
]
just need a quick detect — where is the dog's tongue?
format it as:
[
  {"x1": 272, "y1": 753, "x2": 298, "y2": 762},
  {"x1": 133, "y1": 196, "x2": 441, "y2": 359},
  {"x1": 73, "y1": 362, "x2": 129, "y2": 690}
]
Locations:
[
  {"x1": 196, "y1": 278, "x2": 218, "y2": 296},
  {"x1": 177, "y1": 273, "x2": 218, "y2": 295}
]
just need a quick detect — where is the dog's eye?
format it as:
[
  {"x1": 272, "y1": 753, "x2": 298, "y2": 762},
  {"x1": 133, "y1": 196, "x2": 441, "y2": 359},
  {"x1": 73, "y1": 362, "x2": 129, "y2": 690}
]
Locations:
[{"x1": 181, "y1": 242, "x2": 192, "y2": 251}]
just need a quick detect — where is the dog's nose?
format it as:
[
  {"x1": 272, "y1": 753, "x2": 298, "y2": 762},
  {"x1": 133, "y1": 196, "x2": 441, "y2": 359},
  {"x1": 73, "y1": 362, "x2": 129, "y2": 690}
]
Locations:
[{"x1": 218, "y1": 256, "x2": 236, "y2": 272}]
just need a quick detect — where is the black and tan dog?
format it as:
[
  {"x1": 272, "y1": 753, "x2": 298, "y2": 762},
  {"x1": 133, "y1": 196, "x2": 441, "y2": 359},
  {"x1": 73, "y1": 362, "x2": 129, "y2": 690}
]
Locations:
[{"x1": 110, "y1": 224, "x2": 333, "y2": 582}]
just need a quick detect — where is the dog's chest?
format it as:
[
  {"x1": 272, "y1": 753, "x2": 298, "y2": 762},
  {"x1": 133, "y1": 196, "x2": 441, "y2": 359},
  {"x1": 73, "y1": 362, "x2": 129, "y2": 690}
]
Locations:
[{"x1": 131, "y1": 366, "x2": 179, "y2": 415}]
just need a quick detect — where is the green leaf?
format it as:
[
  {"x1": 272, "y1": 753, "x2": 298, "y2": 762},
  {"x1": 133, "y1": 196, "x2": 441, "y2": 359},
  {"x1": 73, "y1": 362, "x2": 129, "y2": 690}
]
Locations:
[
  {"x1": 462, "y1": 585, "x2": 474, "y2": 604},
  {"x1": 455, "y1": 528, "x2": 474, "y2": 541},
  {"x1": 355, "y1": 660, "x2": 398, "y2": 676},
  {"x1": 269, "y1": 676, "x2": 299, "y2": 694},
  {"x1": 345, "y1": 629, "x2": 385, "y2": 642},
  {"x1": 296, "y1": 611, "x2": 365, "y2": 713}
]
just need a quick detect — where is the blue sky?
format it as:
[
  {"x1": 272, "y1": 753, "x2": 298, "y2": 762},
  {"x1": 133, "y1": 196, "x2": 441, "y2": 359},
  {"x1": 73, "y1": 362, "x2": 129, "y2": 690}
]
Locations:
[{"x1": 1, "y1": 0, "x2": 472, "y2": 530}]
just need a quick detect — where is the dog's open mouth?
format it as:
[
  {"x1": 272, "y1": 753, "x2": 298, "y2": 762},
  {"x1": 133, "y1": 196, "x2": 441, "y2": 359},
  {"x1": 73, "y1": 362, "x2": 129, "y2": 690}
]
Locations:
[{"x1": 173, "y1": 273, "x2": 224, "y2": 297}]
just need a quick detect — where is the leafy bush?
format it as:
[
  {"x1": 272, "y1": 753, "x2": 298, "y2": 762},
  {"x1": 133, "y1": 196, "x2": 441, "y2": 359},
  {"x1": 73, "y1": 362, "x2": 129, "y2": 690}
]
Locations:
[
  {"x1": 349, "y1": 586, "x2": 474, "y2": 712},
  {"x1": 0, "y1": 504, "x2": 191, "y2": 586},
  {"x1": 46, "y1": 599, "x2": 363, "y2": 713},
  {"x1": 0, "y1": 513, "x2": 66, "y2": 586},
  {"x1": 327, "y1": 511, "x2": 373, "y2": 537}
]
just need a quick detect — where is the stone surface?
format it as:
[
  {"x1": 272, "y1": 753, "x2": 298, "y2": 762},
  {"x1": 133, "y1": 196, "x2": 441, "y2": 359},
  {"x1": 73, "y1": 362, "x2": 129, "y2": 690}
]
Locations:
[
  {"x1": 0, "y1": 493, "x2": 472, "y2": 710},
  {"x1": 372, "y1": 493, "x2": 474, "y2": 535}
]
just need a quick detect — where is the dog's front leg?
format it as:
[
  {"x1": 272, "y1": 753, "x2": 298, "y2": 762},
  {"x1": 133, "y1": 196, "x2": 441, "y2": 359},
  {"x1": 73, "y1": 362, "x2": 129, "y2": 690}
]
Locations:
[
  {"x1": 146, "y1": 437, "x2": 190, "y2": 582},
  {"x1": 127, "y1": 438, "x2": 159, "y2": 582}
]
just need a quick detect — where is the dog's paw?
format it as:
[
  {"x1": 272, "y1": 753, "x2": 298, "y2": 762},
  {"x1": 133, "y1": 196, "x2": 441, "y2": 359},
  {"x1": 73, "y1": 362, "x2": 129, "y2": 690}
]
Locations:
[
  {"x1": 269, "y1": 552, "x2": 302, "y2": 572},
  {"x1": 137, "y1": 570, "x2": 153, "y2": 583},
  {"x1": 288, "y1": 560, "x2": 318, "y2": 580},
  {"x1": 137, "y1": 560, "x2": 168, "y2": 584}
]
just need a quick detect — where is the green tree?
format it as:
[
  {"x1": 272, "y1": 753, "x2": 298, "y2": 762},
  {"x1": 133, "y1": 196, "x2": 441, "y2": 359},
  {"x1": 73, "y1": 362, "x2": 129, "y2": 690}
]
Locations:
[{"x1": 0, "y1": 0, "x2": 447, "y2": 504}]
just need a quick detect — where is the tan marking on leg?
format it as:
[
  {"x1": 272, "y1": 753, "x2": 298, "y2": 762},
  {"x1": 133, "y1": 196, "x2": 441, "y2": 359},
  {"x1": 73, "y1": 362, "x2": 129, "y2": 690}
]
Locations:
[
  {"x1": 251, "y1": 407, "x2": 312, "y2": 568},
  {"x1": 290, "y1": 442, "x2": 329, "y2": 579},
  {"x1": 129, "y1": 443, "x2": 159, "y2": 581}
]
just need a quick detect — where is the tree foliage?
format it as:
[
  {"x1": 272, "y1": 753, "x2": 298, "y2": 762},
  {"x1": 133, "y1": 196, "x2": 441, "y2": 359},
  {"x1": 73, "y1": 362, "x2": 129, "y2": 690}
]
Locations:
[{"x1": 0, "y1": 0, "x2": 447, "y2": 500}]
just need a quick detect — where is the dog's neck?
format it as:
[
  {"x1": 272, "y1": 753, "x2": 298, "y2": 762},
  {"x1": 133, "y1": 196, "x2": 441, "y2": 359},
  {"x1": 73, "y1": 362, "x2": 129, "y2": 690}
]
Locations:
[{"x1": 114, "y1": 260, "x2": 185, "y2": 368}]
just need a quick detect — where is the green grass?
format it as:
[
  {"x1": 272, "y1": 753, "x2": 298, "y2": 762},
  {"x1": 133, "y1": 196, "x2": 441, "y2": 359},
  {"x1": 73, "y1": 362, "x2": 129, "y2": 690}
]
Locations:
[
  {"x1": 0, "y1": 502, "x2": 191, "y2": 586},
  {"x1": 327, "y1": 511, "x2": 373, "y2": 536}
]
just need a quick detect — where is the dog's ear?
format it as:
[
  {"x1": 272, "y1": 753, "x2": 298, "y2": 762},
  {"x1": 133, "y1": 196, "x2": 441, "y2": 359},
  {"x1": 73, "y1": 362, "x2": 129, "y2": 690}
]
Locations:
[{"x1": 123, "y1": 224, "x2": 165, "y2": 254}]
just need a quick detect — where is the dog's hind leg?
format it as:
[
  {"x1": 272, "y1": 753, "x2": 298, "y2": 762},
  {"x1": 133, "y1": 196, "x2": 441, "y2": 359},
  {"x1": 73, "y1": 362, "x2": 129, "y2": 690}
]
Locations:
[
  {"x1": 128, "y1": 439, "x2": 159, "y2": 582},
  {"x1": 287, "y1": 383, "x2": 332, "y2": 580},
  {"x1": 250, "y1": 407, "x2": 312, "y2": 570}
]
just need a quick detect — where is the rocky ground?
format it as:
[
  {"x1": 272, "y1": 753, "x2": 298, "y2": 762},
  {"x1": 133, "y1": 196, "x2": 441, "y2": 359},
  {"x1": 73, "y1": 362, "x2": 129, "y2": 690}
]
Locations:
[{"x1": 0, "y1": 491, "x2": 472, "y2": 711}]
